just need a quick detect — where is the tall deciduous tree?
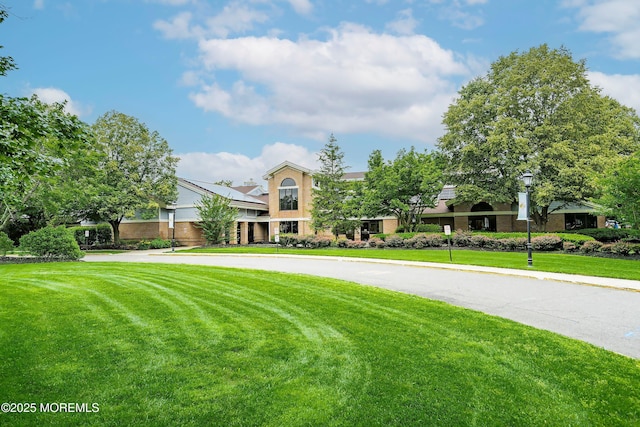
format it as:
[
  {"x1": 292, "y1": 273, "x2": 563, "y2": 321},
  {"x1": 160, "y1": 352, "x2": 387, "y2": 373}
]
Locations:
[
  {"x1": 596, "y1": 152, "x2": 640, "y2": 229},
  {"x1": 438, "y1": 44, "x2": 640, "y2": 230},
  {"x1": 87, "y1": 111, "x2": 178, "y2": 244},
  {"x1": 0, "y1": 6, "x2": 88, "y2": 231},
  {"x1": 195, "y1": 193, "x2": 238, "y2": 244},
  {"x1": 311, "y1": 134, "x2": 360, "y2": 237},
  {"x1": 363, "y1": 147, "x2": 442, "y2": 232},
  {"x1": 0, "y1": 7, "x2": 16, "y2": 76},
  {"x1": 1, "y1": 95, "x2": 88, "y2": 230}
]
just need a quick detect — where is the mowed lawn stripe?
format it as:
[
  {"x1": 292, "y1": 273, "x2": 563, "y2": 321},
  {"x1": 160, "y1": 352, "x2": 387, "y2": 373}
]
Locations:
[{"x1": 1, "y1": 262, "x2": 638, "y2": 426}]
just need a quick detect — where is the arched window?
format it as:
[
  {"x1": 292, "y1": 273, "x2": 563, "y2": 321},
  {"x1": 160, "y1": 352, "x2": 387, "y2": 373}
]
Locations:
[
  {"x1": 279, "y1": 178, "x2": 298, "y2": 210},
  {"x1": 470, "y1": 202, "x2": 493, "y2": 212},
  {"x1": 469, "y1": 202, "x2": 496, "y2": 231}
]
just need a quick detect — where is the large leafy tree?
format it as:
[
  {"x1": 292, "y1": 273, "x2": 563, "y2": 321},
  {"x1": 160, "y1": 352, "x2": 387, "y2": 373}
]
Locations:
[
  {"x1": 0, "y1": 7, "x2": 16, "y2": 76},
  {"x1": 86, "y1": 111, "x2": 178, "y2": 244},
  {"x1": 311, "y1": 134, "x2": 360, "y2": 237},
  {"x1": 596, "y1": 152, "x2": 640, "y2": 229},
  {"x1": 438, "y1": 44, "x2": 640, "y2": 230},
  {"x1": 363, "y1": 147, "x2": 442, "y2": 232},
  {"x1": 1, "y1": 96, "x2": 88, "y2": 229},
  {"x1": 195, "y1": 193, "x2": 238, "y2": 244},
  {"x1": 1, "y1": 7, "x2": 88, "y2": 230}
]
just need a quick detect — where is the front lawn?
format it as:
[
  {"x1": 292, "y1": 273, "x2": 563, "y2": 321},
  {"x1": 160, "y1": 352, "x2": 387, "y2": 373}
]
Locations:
[{"x1": 1, "y1": 263, "x2": 639, "y2": 426}]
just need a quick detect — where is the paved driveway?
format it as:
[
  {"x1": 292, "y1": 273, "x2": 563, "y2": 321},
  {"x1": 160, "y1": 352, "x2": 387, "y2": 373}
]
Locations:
[{"x1": 84, "y1": 251, "x2": 640, "y2": 359}]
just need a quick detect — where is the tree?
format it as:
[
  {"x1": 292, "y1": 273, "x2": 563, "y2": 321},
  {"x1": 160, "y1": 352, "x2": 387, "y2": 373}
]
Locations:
[
  {"x1": 195, "y1": 193, "x2": 238, "y2": 244},
  {"x1": 0, "y1": 7, "x2": 16, "y2": 76},
  {"x1": 596, "y1": 152, "x2": 640, "y2": 229},
  {"x1": 311, "y1": 134, "x2": 360, "y2": 237},
  {"x1": 0, "y1": 6, "x2": 88, "y2": 232},
  {"x1": 86, "y1": 111, "x2": 178, "y2": 244},
  {"x1": 1, "y1": 96, "x2": 89, "y2": 230},
  {"x1": 363, "y1": 147, "x2": 442, "y2": 232},
  {"x1": 438, "y1": 44, "x2": 640, "y2": 230}
]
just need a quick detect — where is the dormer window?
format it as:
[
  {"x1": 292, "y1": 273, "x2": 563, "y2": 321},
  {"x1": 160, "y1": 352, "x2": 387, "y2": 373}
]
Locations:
[{"x1": 279, "y1": 178, "x2": 298, "y2": 210}]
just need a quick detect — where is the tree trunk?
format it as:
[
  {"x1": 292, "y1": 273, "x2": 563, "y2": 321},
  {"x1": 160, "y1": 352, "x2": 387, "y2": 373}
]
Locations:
[{"x1": 109, "y1": 220, "x2": 121, "y2": 246}]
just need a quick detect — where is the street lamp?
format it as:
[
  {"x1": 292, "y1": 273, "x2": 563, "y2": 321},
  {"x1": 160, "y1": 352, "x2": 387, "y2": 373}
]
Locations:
[
  {"x1": 167, "y1": 201, "x2": 177, "y2": 252},
  {"x1": 521, "y1": 171, "x2": 534, "y2": 267}
]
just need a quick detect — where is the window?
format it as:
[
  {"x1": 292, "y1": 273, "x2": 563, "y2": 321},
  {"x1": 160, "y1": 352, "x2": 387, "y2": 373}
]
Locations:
[
  {"x1": 279, "y1": 221, "x2": 298, "y2": 234},
  {"x1": 279, "y1": 178, "x2": 298, "y2": 210},
  {"x1": 565, "y1": 213, "x2": 597, "y2": 230}
]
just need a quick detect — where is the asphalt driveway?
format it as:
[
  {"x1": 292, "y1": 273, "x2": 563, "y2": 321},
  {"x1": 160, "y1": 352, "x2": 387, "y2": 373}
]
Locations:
[{"x1": 84, "y1": 250, "x2": 640, "y2": 359}]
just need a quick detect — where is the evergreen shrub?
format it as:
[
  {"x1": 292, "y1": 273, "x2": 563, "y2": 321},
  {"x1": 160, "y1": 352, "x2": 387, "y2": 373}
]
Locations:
[
  {"x1": 0, "y1": 231, "x2": 14, "y2": 255},
  {"x1": 19, "y1": 226, "x2": 84, "y2": 260},
  {"x1": 580, "y1": 240, "x2": 603, "y2": 253},
  {"x1": 531, "y1": 235, "x2": 563, "y2": 251}
]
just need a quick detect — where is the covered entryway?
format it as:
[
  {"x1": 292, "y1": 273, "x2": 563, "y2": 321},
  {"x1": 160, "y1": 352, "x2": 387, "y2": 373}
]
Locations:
[{"x1": 469, "y1": 202, "x2": 496, "y2": 231}]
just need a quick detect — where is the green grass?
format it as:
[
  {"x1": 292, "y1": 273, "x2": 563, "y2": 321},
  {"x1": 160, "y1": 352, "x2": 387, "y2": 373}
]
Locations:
[
  {"x1": 83, "y1": 249, "x2": 129, "y2": 254},
  {"x1": 1, "y1": 262, "x2": 639, "y2": 426},
  {"x1": 182, "y1": 246, "x2": 640, "y2": 281}
]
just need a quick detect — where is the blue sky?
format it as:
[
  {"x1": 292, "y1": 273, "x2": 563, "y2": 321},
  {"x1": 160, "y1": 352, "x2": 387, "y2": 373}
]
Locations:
[{"x1": 2, "y1": 0, "x2": 639, "y2": 185}]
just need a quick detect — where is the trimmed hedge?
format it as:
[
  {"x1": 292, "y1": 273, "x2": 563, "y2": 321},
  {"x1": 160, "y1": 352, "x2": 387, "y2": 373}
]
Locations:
[
  {"x1": 395, "y1": 224, "x2": 442, "y2": 233},
  {"x1": 565, "y1": 228, "x2": 640, "y2": 243},
  {"x1": 136, "y1": 238, "x2": 173, "y2": 250},
  {"x1": 272, "y1": 234, "x2": 335, "y2": 248},
  {"x1": 19, "y1": 226, "x2": 84, "y2": 260}
]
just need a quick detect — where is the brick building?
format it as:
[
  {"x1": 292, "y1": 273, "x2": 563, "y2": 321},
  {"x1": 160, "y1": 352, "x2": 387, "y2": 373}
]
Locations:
[{"x1": 117, "y1": 161, "x2": 604, "y2": 245}]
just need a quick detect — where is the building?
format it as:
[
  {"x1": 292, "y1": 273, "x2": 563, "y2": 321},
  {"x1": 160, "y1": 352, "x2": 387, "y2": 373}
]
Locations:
[{"x1": 118, "y1": 161, "x2": 605, "y2": 245}]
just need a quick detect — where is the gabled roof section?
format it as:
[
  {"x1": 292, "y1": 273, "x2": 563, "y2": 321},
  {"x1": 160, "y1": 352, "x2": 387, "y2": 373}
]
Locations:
[
  {"x1": 262, "y1": 161, "x2": 313, "y2": 180},
  {"x1": 179, "y1": 178, "x2": 267, "y2": 206},
  {"x1": 438, "y1": 185, "x2": 456, "y2": 200},
  {"x1": 232, "y1": 185, "x2": 267, "y2": 196},
  {"x1": 342, "y1": 171, "x2": 365, "y2": 181}
]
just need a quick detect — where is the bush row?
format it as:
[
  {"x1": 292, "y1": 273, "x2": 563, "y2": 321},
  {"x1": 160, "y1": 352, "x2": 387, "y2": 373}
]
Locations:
[
  {"x1": 272, "y1": 231, "x2": 590, "y2": 253},
  {"x1": 273, "y1": 234, "x2": 334, "y2": 248},
  {"x1": 564, "y1": 228, "x2": 640, "y2": 243},
  {"x1": 370, "y1": 231, "x2": 594, "y2": 251},
  {"x1": 394, "y1": 224, "x2": 443, "y2": 233},
  {"x1": 576, "y1": 240, "x2": 640, "y2": 256},
  {"x1": 134, "y1": 238, "x2": 174, "y2": 250}
]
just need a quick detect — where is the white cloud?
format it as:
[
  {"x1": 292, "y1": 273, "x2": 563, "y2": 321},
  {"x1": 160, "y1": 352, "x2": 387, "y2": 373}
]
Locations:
[
  {"x1": 188, "y1": 23, "x2": 470, "y2": 144},
  {"x1": 429, "y1": 0, "x2": 486, "y2": 30},
  {"x1": 588, "y1": 71, "x2": 640, "y2": 113},
  {"x1": 154, "y1": 2, "x2": 270, "y2": 39},
  {"x1": 31, "y1": 87, "x2": 90, "y2": 117},
  {"x1": 287, "y1": 0, "x2": 313, "y2": 15},
  {"x1": 176, "y1": 142, "x2": 318, "y2": 185},
  {"x1": 33, "y1": 0, "x2": 45, "y2": 10},
  {"x1": 205, "y1": 2, "x2": 270, "y2": 38},
  {"x1": 154, "y1": 11, "x2": 199, "y2": 39},
  {"x1": 385, "y1": 8, "x2": 419, "y2": 35},
  {"x1": 567, "y1": 0, "x2": 640, "y2": 59}
]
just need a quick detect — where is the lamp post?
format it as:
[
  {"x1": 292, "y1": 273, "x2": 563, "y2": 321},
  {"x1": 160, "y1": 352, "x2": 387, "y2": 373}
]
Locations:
[
  {"x1": 167, "y1": 201, "x2": 177, "y2": 252},
  {"x1": 521, "y1": 171, "x2": 534, "y2": 267}
]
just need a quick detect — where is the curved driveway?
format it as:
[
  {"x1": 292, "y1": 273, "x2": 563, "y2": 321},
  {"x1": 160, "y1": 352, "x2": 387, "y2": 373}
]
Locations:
[{"x1": 84, "y1": 250, "x2": 640, "y2": 360}]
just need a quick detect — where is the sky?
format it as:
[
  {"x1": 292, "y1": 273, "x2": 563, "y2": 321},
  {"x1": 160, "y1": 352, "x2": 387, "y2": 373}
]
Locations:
[{"x1": 2, "y1": 0, "x2": 639, "y2": 186}]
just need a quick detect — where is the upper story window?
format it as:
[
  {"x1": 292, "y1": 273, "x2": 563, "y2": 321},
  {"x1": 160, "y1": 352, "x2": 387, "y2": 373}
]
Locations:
[{"x1": 279, "y1": 178, "x2": 298, "y2": 211}]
